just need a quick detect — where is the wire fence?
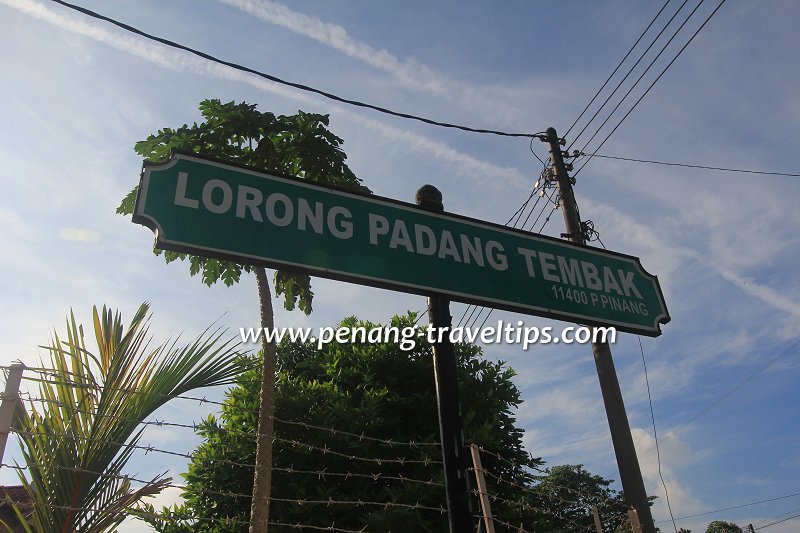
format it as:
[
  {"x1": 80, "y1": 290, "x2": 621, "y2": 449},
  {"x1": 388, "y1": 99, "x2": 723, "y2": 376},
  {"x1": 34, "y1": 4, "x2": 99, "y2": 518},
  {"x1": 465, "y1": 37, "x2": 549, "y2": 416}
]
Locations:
[{"x1": 0, "y1": 365, "x2": 638, "y2": 532}]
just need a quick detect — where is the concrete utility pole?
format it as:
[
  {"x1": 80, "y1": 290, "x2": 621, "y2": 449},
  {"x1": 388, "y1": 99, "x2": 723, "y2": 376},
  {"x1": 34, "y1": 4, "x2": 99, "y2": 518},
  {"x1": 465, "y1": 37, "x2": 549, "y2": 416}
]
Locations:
[
  {"x1": 0, "y1": 363, "x2": 24, "y2": 464},
  {"x1": 416, "y1": 185, "x2": 475, "y2": 533},
  {"x1": 544, "y1": 127, "x2": 655, "y2": 533}
]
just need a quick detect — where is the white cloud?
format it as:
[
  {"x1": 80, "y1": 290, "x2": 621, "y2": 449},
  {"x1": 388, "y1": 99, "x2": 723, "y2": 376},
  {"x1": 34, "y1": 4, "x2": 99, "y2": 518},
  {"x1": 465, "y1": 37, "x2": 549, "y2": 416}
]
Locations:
[
  {"x1": 217, "y1": 0, "x2": 573, "y2": 129},
  {"x1": 118, "y1": 485, "x2": 185, "y2": 533},
  {"x1": 632, "y1": 427, "x2": 706, "y2": 522},
  {"x1": 524, "y1": 428, "x2": 612, "y2": 466},
  {"x1": 220, "y1": 0, "x2": 447, "y2": 95},
  {"x1": 344, "y1": 111, "x2": 530, "y2": 190},
  {"x1": 521, "y1": 378, "x2": 604, "y2": 427},
  {"x1": 579, "y1": 194, "x2": 800, "y2": 340},
  {"x1": 2, "y1": 0, "x2": 527, "y2": 196},
  {"x1": 733, "y1": 474, "x2": 771, "y2": 487},
  {"x1": 145, "y1": 483, "x2": 185, "y2": 509},
  {"x1": 59, "y1": 227, "x2": 100, "y2": 243},
  {"x1": 716, "y1": 266, "x2": 800, "y2": 325},
  {"x1": 0, "y1": 209, "x2": 39, "y2": 241}
]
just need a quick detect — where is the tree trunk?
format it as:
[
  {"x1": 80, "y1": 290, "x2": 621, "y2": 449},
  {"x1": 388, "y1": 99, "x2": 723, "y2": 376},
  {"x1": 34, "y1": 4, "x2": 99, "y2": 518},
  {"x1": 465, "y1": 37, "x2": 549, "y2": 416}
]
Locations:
[{"x1": 249, "y1": 267, "x2": 278, "y2": 533}]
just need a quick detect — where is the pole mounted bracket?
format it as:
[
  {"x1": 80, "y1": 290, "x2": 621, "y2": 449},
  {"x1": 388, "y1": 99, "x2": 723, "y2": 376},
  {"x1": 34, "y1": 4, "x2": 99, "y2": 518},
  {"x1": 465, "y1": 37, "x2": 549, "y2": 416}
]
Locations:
[{"x1": 536, "y1": 133, "x2": 565, "y2": 145}]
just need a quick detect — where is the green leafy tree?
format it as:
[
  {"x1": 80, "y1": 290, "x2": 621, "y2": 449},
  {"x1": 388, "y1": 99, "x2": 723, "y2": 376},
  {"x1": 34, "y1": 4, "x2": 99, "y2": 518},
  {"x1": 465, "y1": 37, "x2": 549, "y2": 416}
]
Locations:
[
  {"x1": 706, "y1": 521, "x2": 744, "y2": 533},
  {"x1": 117, "y1": 99, "x2": 369, "y2": 527},
  {"x1": 117, "y1": 99, "x2": 368, "y2": 311},
  {"x1": 5, "y1": 303, "x2": 243, "y2": 533},
  {"x1": 523, "y1": 464, "x2": 629, "y2": 532},
  {"x1": 142, "y1": 314, "x2": 544, "y2": 532}
]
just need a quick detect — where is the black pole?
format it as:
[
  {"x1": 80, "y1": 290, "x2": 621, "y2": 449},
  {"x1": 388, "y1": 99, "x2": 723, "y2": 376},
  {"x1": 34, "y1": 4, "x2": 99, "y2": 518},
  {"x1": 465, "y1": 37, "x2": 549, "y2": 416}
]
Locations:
[
  {"x1": 545, "y1": 127, "x2": 656, "y2": 533},
  {"x1": 416, "y1": 184, "x2": 474, "y2": 533}
]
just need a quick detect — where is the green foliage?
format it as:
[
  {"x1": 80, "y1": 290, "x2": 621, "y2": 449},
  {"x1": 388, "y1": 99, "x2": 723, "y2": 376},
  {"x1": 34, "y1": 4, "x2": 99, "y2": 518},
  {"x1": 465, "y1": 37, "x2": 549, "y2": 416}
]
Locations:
[
  {"x1": 11, "y1": 303, "x2": 245, "y2": 533},
  {"x1": 117, "y1": 99, "x2": 369, "y2": 314},
  {"x1": 523, "y1": 464, "x2": 629, "y2": 532},
  {"x1": 140, "y1": 314, "x2": 633, "y2": 532},
  {"x1": 142, "y1": 313, "x2": 542, "y2": 532},
  {"x1": 706, "y1": 520, "x2": 744, "y2": 533}
]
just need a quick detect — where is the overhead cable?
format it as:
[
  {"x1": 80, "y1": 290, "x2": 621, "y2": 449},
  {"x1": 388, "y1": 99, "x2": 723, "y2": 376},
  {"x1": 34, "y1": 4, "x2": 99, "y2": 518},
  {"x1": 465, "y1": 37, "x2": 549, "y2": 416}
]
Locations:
[
  {"x1": 639, "y1": 336, "x2": 800, "y2": 457},
  {"x1": 574, "y1": 0, "x2": 728, "y2": 177},
  {"x1": 49, "y1": 0, "x2": 543, "y2": 139},
  {"x1": 582, "y1": 152, "x2": 800, "y2": 177},
  {"x1": 639, "y1": 336, "x2": 678, "y2": 533},
  {"x1": 568, "y1": 0, "x2": 691, "y2": 148},
  {"x1": 575, "y1": 0, "x2": 709, "y2": 156},
  {"x1": 654, "y1": 490, "x2": 800, "y2": 524},
  {"x1": 564, "y1": 0, "x2": 674, "y2": 139}
]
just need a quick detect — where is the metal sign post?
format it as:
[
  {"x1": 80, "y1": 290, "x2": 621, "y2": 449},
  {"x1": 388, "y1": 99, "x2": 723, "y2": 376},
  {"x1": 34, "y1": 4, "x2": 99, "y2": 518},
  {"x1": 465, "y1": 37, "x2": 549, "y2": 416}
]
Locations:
[{"x1": 417, "y1": 185, "x2": 474, "y2": 533}]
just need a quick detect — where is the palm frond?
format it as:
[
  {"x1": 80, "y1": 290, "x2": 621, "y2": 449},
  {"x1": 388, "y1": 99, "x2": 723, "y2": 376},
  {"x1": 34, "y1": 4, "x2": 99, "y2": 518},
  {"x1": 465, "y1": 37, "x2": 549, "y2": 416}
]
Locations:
[{"x1": 13, "y1": 302, "x2": 246, "y2": 532}]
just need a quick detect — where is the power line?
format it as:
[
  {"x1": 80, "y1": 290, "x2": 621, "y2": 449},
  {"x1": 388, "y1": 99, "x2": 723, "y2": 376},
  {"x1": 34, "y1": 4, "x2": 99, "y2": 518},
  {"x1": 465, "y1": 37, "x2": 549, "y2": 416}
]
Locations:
[
  {"x1": 466, "y1": 200, "x2": 556, "y2": 332},
  {"x1": 568, "y1": 0, "x2": 693, "y2": 149},
  {"x1": 754, "y1": 505, "x2": 800, "y2": 530},
  {"x1": 581, "y1": 152, "x2": 800, "y2": 178},
  {"x1": 564, "y1": 0, "x2": 674, "y2": 139},
  {"x1": 640, "y1": 337, "x2": 800, "y2": 457},
  {"x1": 48, "y1": 0, "x2": 544, "y2": 139},
  {"x1": 575, "y1": 0, "x2": 706, "y2": 154},
  {"x1": 654, "y1": 490, "x2": 800, "y2": 524},
  {"x1": 639, "y1": 336, "x2": 677, "y2": 533},
  {"x1": 574, "y1": 0, "x2": 728, "y2": 178},
  {"x1": 458, "y1": 151, "x2": 551, "y2": 329}
]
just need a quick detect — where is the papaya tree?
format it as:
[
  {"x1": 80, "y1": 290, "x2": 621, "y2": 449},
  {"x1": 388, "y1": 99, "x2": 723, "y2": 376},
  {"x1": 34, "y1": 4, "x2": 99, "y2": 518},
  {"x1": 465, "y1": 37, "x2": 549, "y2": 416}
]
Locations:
[{"x1": 116, "y1": 99, "x2": 369, "y2": 530}]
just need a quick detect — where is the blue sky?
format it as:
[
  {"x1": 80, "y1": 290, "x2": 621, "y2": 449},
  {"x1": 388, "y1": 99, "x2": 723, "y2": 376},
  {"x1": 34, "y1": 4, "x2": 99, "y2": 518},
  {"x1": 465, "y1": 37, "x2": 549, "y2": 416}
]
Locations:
[{"x1": 1, "y1": 1, "x2": 799, "y2": 531}]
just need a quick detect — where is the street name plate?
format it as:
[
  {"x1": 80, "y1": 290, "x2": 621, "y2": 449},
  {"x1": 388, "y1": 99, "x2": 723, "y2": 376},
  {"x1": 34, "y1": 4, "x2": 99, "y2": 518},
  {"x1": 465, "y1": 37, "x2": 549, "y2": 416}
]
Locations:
[{"x1": 133, "y1": 152, "x2": 670, "y2": 336}]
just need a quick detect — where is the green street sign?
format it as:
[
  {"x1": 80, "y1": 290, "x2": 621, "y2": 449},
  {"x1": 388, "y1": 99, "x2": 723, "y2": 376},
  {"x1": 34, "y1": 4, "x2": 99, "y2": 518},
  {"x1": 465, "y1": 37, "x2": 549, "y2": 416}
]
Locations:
[{"x1": 133, "y1": 152, "x2": 670, "y2": 336}]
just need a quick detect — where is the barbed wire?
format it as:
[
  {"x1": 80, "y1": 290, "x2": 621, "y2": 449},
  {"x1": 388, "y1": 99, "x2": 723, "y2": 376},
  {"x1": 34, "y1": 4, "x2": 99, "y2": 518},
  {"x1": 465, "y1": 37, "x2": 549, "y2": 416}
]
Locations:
[
  {"x1": 14, "y1": 368, "x2": 628, "y2": 529},
  {"x1": 15, "y1": 497, "x2": 370, "y2": 532},
  {"x1": 22, "y1": 371, "x2": 230, "y2": 406},
  {"x1": 2, "y1": 461, "x2": 619, "y2": 533},
  {"x1": 472, "y1": 489, "x2": 604, "y2": 533},
  {"x1": 4, "y1": 439, "x2": 627, "y2": 530},
  {"x1": 20, "y1": 395, "x2": 442, "y2": 471},
  {"x1": 272, "y1": 466, "x2": 443, "y2": 487},
  {"x1": 2, "y1": 462, "x2": 446, "y2": 516},
  {"x1": 22, "y1": 392, "x2": 440, "y2": 449},
  {"x1": 20, "y1": 372, "x2": 441, "y2": 448},
  {"x1": 472, "y1": 445, "x2": 545, "y2": 474},
  {"x1": 488, "y1": 516, "x2": 534, "y2": 533},
  {"x1": 3, "y1": 454, "x2": 627, "y2": 531},
  {"x1": 10, "y1": 428, "x2": 196, "y2": 461},
  {"x1": 474, "y1": 465, "x2": 628, "y2": 526},
  {"x1": 273, "y1": 435, "x2": 441, "y2": 466},
  {"x1": 10, "y1": 427, "x2": 440, "y2": 469}
]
